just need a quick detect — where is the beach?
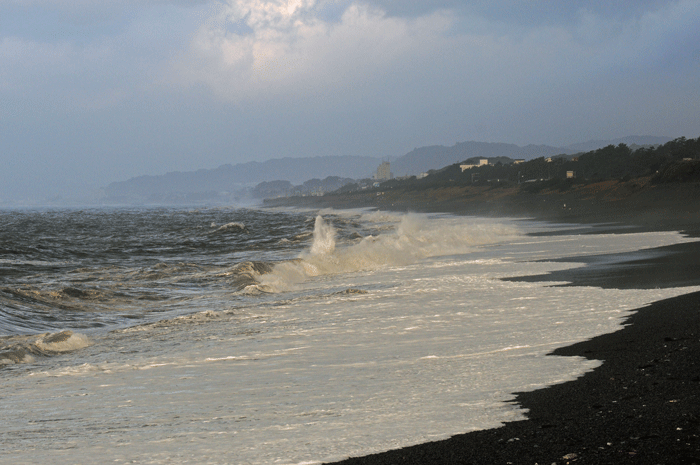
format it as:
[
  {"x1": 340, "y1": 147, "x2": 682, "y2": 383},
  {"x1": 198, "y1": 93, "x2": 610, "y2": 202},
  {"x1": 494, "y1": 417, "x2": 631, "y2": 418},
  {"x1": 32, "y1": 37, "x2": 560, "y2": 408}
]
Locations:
[
  {"x1": 12, "y1": 208, "x2": 690, "y2": 464},
  {"x1": 265, "y1": 181, "x2": 700, "y2": 464},
  {"x1": 2, "y1": 188, "x2": 699, "y2": 464},
  {"x1": 328, "y1": 243, "x2": 700, "y2": 465}
]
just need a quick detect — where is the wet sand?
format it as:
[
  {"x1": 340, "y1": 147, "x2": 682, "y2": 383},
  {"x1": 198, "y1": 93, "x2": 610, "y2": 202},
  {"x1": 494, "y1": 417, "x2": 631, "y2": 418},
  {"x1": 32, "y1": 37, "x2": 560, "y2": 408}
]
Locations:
[{"x1": 270, "y1": 181, "x2": 700, "y2": 464}]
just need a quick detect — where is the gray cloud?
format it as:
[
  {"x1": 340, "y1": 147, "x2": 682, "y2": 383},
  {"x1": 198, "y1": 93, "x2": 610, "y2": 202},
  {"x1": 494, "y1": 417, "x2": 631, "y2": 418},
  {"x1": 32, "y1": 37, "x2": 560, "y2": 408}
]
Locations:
[
  {"x1": 1, "y1": 0, "x2": 698, "y2": 202},
  {"x1": 365, "y1": 0, "x2": 675, "y2": 22}
]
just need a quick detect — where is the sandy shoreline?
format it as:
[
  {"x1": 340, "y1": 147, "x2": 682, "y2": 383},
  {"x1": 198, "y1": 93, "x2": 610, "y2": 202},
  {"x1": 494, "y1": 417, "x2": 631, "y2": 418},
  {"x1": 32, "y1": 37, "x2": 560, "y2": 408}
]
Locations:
[{"x1": 267, "y1": 182, "x2": 700, "y2": 464}]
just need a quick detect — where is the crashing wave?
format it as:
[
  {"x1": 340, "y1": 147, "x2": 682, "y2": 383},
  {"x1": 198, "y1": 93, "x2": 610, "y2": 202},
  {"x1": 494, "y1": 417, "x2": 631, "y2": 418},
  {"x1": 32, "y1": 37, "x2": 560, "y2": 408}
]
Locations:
[
  {"x1": 250, "y1": 214, "x2": 521, "y2": 293},
  {"x1": 227, "y1": 261, "x2": 275, "y2": 291}
]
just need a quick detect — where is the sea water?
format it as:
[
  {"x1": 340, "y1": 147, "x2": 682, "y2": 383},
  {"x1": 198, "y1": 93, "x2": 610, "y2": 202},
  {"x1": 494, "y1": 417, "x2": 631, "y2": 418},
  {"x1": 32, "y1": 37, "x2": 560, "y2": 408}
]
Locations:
[{"x1": 1, "y1": 206, "x2": 698, "y2": 464}]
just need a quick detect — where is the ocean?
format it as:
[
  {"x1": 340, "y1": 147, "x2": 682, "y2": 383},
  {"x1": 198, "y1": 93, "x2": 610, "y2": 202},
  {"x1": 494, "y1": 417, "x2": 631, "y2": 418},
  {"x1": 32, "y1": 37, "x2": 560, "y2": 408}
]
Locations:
[{"x1": 1, "y1": 206, "x2": 698, "y2": 464}]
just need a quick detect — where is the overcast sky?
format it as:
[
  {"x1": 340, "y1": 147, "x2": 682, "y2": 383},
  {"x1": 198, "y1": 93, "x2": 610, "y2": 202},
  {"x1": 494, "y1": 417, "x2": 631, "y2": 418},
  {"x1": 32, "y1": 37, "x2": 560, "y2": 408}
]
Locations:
[{"x1": 1, "y1": 0, "x2": 699, "y2": 201}]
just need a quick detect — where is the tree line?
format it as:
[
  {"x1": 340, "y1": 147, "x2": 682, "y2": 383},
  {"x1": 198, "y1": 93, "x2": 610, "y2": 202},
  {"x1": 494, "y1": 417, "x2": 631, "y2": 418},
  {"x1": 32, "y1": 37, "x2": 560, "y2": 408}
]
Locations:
[{"x1": 346, "y1": 136, "x2": 700, "y2": 194}]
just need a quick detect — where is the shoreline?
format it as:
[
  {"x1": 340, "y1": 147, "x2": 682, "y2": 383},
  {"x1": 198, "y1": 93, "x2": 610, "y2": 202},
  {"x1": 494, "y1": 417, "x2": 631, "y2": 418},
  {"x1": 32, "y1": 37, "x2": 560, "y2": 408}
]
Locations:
[
  {"x1": 267, "y1": 183, "x2": 700, "y2": 464},
  {"x1": 265, "y1": 178, "x2": 700, "y2": 236},
  {"x1": 328, "y1": 289, "x2": 700, "y2": 464}
]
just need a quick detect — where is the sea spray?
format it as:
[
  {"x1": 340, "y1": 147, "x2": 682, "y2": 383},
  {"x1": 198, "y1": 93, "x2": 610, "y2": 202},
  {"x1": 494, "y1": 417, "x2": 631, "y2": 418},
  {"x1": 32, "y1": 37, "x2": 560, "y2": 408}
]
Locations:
[
  {"x1": 255, "y1": 213, "x2": 522, "y2": 292},
  {"x1": 309, "y1": 215, "x2": 336, "y2": 256}
]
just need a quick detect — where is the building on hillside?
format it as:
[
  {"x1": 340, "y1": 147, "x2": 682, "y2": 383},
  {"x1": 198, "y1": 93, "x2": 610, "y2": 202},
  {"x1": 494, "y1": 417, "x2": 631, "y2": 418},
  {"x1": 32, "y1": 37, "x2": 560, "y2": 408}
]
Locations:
[
  {"x1": 375, "y1": 161, "x2": 392, "y2": 180},
  {"x1": 566, "y1": 171, "x2": 576, "y2": 179},
  {"x1": 460, "y1": 159, "x2": 489, "y2": 172}
]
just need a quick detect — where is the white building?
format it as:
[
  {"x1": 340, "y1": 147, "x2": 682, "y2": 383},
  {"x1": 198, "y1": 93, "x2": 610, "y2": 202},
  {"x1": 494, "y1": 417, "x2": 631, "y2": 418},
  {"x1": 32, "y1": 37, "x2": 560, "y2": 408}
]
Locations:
[{"x1": 460, "y1": 159, "x2": 489, "y2": 172}]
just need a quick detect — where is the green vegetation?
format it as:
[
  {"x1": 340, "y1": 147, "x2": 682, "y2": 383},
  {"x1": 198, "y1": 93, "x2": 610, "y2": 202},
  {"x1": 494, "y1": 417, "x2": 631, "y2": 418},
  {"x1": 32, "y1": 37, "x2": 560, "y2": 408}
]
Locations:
[
  {"x1": 326, "y1": 136, "x2": 700, "y2": 196},
  {"x1": 252, "y1": 176, "x2": 356, "y2": 198}
]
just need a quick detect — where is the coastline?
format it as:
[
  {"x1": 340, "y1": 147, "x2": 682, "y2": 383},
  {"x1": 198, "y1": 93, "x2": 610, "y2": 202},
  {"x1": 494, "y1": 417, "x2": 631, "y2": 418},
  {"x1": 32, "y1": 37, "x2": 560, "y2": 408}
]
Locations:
[
  {"x1": 265, "y1": 178, "x2": 700, "y2": 235},
  {"x1": 328, "y1": 289, "x2": 700, "y2": 464},
  {"x1": 267, "y1": 181, "x2": 700, "y2": 464}
]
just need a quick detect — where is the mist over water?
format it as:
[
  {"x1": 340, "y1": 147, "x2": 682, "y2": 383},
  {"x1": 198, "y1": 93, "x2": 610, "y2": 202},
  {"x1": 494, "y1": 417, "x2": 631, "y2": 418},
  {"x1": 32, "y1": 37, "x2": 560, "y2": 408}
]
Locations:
[{"x1": 1, "y1": 206, "x2": 699, "y2": 464}]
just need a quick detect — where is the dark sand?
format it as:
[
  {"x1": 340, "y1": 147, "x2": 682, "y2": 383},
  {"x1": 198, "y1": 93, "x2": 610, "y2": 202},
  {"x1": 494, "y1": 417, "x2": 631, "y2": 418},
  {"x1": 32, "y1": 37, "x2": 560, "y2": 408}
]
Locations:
[{"x1": 269, "y1": 181, "x2": 700, "y2": 464}]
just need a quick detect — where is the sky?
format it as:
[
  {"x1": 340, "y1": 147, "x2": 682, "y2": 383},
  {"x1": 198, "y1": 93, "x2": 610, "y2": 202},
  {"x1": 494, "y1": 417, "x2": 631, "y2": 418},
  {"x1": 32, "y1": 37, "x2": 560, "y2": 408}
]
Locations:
[{"x1": 1, "y1": 0, "x2": 699, "y2": 202}]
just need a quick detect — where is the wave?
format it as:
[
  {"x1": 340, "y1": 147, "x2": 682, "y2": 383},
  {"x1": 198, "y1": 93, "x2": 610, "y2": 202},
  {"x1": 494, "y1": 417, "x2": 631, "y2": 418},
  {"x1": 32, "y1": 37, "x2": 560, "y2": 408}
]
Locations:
[
  {"x1": 0, "y1": 257, "x2": 281, "y2": 334},
  {"x1": 0, "y1": 210, "x2": 518, "y2": 339},
  {"x1": 226, "y1": 261, "x2": 275, "y2": 292},
  {"x1": 0, "y1": 284, "x2": 153, "y2": 318},
  {"x1": 0, "y1": 330, "x2": 91, "y2": 367},
  {"x1": 210, "y1": 222, "x2": 246, "y2": 233},
  {"x1": 252, "y1": 214, "x2": 521, "y2": 293}
]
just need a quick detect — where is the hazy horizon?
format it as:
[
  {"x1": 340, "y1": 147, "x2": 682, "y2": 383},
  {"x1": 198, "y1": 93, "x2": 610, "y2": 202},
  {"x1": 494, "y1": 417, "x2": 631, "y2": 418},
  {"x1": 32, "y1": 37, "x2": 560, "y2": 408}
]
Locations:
[{"x1": 2, "y1": 1, "x2": 699, "y2": 203}]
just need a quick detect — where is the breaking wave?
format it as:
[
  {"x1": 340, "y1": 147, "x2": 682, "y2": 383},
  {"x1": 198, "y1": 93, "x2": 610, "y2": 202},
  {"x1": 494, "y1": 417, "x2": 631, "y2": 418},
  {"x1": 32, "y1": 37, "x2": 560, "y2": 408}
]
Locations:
[{"x1": 252, "y1": 214, "x2": 520, "y2": 293}]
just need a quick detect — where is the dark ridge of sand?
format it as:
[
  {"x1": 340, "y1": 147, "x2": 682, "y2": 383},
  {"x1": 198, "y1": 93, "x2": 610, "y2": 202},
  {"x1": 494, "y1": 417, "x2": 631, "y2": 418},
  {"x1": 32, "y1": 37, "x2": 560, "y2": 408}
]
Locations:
[
  {"x1": 293, "y1": 182, "x2": 700, "y2": 464},
  {"x1": 504, "y1": 241, "x2": 700, "y2": 290}
]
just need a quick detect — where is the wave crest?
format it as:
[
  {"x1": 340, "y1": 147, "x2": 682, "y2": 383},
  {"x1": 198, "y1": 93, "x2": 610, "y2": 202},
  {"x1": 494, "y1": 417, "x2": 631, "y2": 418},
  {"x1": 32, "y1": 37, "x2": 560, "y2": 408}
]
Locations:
[
  {"x1": 211, "y1": 222, "x2": 246, "y2": 233},
  {"x1": 255, "y1": 214, "x2": 520, "y2": 292}
]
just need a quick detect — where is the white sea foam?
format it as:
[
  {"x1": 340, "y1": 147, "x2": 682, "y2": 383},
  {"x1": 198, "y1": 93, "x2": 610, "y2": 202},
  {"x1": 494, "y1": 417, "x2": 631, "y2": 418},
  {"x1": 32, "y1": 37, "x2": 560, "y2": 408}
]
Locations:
[
  {"x1": 212, "y1": 221, "x2": 246, "y2": 232},
  {"x1": 0, "y1": 352, "x2": 34, "y2": 365},
  {"x1": 35, "y1": 331, "x2": 91, "y2": 353}
]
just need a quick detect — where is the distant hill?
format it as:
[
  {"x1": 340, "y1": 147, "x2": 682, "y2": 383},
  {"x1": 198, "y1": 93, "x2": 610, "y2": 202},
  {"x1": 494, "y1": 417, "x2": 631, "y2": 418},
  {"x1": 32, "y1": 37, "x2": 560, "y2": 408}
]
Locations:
[
  {"x1": 252, "y1": 176, "x2": 356, "y2": 198},
  {"x1": 104, "y1": 155, "x2": 381, "y2": 201},
  {"x1": 390, "y1": 137, "x2": 673, "y2": 177},
  {"x1": 103, "y1": 136, "x2": 673, "y2": 203},
  {"x1": 265, "y1": 136, "x2": 700, "y2": 222}
]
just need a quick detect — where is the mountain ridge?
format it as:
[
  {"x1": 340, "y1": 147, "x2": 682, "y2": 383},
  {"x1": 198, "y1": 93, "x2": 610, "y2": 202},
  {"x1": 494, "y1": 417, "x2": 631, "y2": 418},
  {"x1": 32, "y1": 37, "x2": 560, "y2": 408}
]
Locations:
[
  {"x1": 390, "y1": 136, "x2": 672, "y2": 177},
  {"x1": 104, "y1": 155, "x2": 381, "y2": 200},
  {"x1": 103, "y1": 136, "x2": 672, "y2": 203}
]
